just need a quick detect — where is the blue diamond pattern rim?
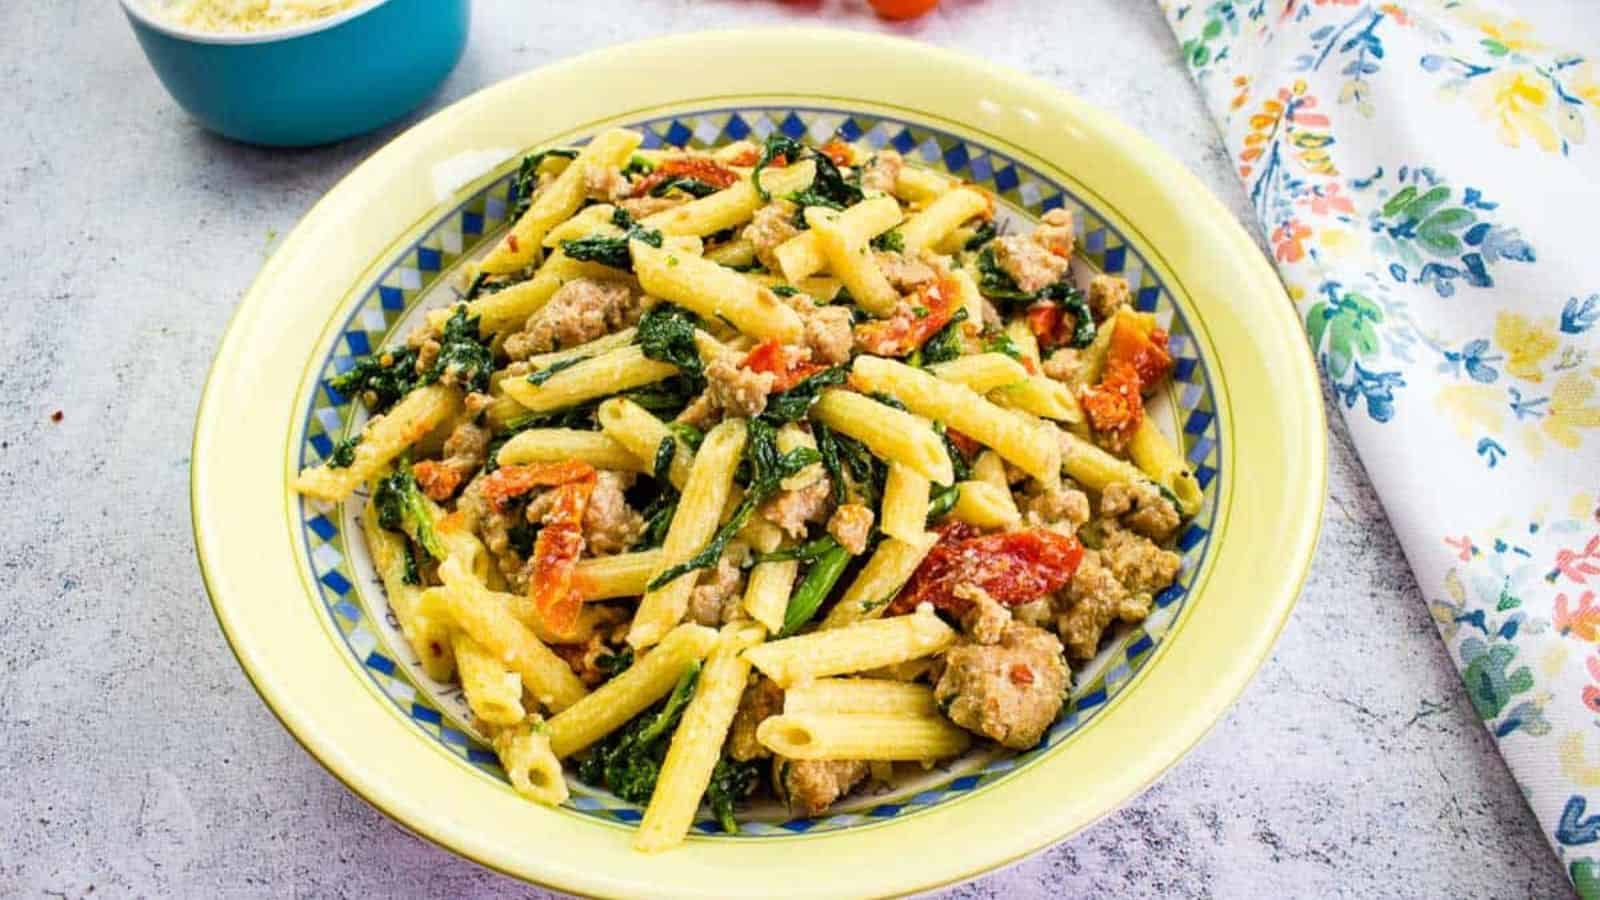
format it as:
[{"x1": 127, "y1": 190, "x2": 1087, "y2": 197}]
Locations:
[{"x1": 291, "y1": 105, "x2": 1223, "y2": 838}]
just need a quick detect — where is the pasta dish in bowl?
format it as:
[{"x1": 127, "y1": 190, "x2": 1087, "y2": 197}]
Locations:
[{"x1": 192, "y1": 29, "x2": 1323, "y2": 898}]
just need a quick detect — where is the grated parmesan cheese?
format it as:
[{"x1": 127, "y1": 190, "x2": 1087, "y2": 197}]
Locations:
[{"x1": 148, "y1": 0, "x2": 369, "y2": 33}]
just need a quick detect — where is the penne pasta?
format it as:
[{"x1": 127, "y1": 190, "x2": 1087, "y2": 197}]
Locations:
[
  {"x1": 742, "y1": 559, "x2": 799, "y2": 634},
  {"x1": 972, "y1": 450, "x2": 1011, "y2": 492},
  {"x1": 784, "y1": 678, "x2": 939, "y2": 716},
  {"x1": 636, "y1": 623, "x2": 766, "y2": 852},
  {"x1": 452, "y1": 631, "x2": 526, "y2": 727},
  {"x1": 947, "y1": 480, "x2": 1022, "y2": 529},
  {"x1": 631, "y1": 240, "x2": 804, "y2": 343},
  {"x1": 629, "y1": 420, "x2": 747, "y2": 649},
  {"x1": 821, "y1": 531, "x2": 941, "y2": 629},
  {"x1": 493, "y1": 720, "x2": 570, "y2": 806},
  {"x1": 295, "y1": 384, "x2": 461, "y2": 502},
  {"x1": 892, "y1": 165, "x2": 955, "y2": 206},
  {"x1": 1128, "y1": 417, "x2": 1203, "y2": 516},
  {"x1": 597, "y1": 396, "x2": 694, "y2": 489},
  {"x1": 810, "y1": 389, "x2": 954, "y2": 486},
  {"x1": 546, "y1": 623, "x2": 719, "y2": 758},
  {"x1": 774, "y1": 195, "x2": 902, "y2": 283},
  {"x1": 929, "y1": 353, "x2": 1031, "y2": 393},
  {"x1": 642, "y1": 160, "x2": 816, "y2": 237},
  {"x1": 574, "y1": 549, "x2": 665, "y2": 600},
  {"x1": 362, "y1": 502, "x2": 454, "y2": 681},
  {"x1": 851, "y1": 356, "x2": 1061, "y2": 492},
  {"x1": 495, "y1": 428, "x2": 646, "y2": 472},
  {"x1": 880, "y1": 464, "x2": 931, "y2": 544},
  {"x1": 1058, "y1": 429, "x2": 1150, "y2": 494},
  {"x1": 757, "y1": 712, "x2": 971, "y2": 761},
  {"x1": 500, "y1": 345, "x2": 679, "y2": 415},
  {"x1": 806, "y1": 208, "x2": 899, "y2": 316},
  {"x1": 744, "y1": 605, "x2": 956, "y2": 687},
  {"x1": 898, "y1": 186, "x2": 989, "y2": 254},
  {"x1": 479, "y1": 128, "x2": 643, "y2": 274}
]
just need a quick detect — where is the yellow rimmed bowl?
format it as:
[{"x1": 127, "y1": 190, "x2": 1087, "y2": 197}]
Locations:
[{"x1": 191, "y1": 29, "x2": 1325, "y2": 899}]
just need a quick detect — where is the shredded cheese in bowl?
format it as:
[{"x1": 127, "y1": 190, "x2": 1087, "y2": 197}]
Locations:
[{"x1": 148, "y1": 0, "x2": 371, "y2": 33}]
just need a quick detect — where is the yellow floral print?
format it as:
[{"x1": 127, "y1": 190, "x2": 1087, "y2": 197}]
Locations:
[
  {"x1": 1544, "y1": 373, "x2": 1600, "y2": 450},
  {"x1": 1495, "y1": 311, "x2": 1558, "y2": 381},
  {"x1": 1469, "y1": 69, "x2": 1561, "y2": 152},
  {"x1": 1436, "y1": 382, "x2": 1504, "y2": 438}
]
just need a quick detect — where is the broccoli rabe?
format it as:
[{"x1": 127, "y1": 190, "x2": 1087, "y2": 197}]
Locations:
[
  {"x1": 328, "y1": 434, "x2": 361, "y2": 468},
  {"x1": 706, "y1": 757, "x2": 761, "y2": 833},
  {"x1": 577, "y1": 663, "x2": 701, "y2": 804},
  {"x1": 422, "y1": 306, "x2": 494, "y2": 394},
  {"x1": 373, "y1": 457, "x2": 447, "y2": 561},
  {"x1": 327, "y1": 346, "x2": 420, "y2": 413}
]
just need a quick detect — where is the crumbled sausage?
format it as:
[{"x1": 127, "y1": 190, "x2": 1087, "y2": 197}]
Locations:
[
  {"x1": 551, "y1": 628, "x2": 624, "y2": 687},
  {"x1": 991, "y1": 208, "x2": 1074, "y2": 294},
  {"x1": 776, "y1": 758, "x2": 870, "y2": 817},
  {"x1": 687, "y1": 545, "x2": 750, "y2": 627},
  {"x1": 827, "y1": 503, "x2": 875, "y2": 555},
  {"x1": 1101, "y1": 480, "x2": 1181, "y2": 540},
  {"x1": 801, "y1": 304, "x2": 855, "y2": 365},
  {"x1": 956, "y1": 584, "x2": 1011, "y2": 644},
  {"x1": 1088, "y1": 274, "x2": 1132, "y2": 322},
  {"x1": 705, "y1": 354, "x2": 777, "y2": 418},
  {"x1": 874, "y1": 251, "x2": 936, "y2": 292},
  {"x1": 460, "y1": 475, "x2": 527, "y2": 591},
  {"x1": 859, "y1": 149, "x2": 903, "y2": 194},
  {"x1": 727, "y1": 677, "x2": 784, "y2": 762},
  {"x1": 1055, "y1": 548, "x2": 1148, "y2": 660},
  {"x1": 1011, "y1": 597, "x2": 1053, "y2": 629},
  {"x1": 583, "y1": 470, "x2": 645, "y2": 555},
  {"x1": 1101, "y1": 526, "x2": 1182, "y2": 595},
  {"x1": 583, "y1": 164, "x2": 630, "y2": 202},
  {"x1": 504, "y1": 279, "x2": 639, "y2": 360},
  {"x1": 742, "y1": 200, "x2": 802, "y2": 272},
  {"x1": 675, "y1": 390, "x2": 721, "y2": 428},
  {"x1": 1041, "y1": 348, "x2": 1082, "y2": 384},
  {"x1": 618, "y1": 195, "x2": 686, "y2": 219},
  {"x1": 1018, "y1": 485, "x2": 1091, "y2": 530},
  {"x1": 760, "y1": 476, "x2": 833, "y2": 539},
  {"x1": 935, "y1": 622, "x2": 1068, "y2": 750},
  {"x1": 412, "y1": 420, "x2": 491, "y2": 501}
]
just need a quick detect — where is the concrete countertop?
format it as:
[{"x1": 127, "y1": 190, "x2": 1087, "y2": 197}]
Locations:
[{"x1": 0, "y1": 0, "x2": 1574, "y2": 896}]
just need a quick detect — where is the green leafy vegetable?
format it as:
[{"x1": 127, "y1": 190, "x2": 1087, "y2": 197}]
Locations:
[
  {"x1": 780, "y1": 541, "x2": 852, "y2": 636},
  {"x1": 463, "y1": 271, "x2": 513, "y2": 302},
  {"x1": 814, "y1": 422, "x2": 887, "y2": 510},
  {"x1": 934, "y1": 421, "x2": 973, "y2": 482},
  {"x1": 623, "y1": 155, "x2": 655, "y2": 176},
  {"x1": 666, "y1": 422, "x2": 705, "y2": 452},
  {"x1": 373, "y1": 457, "x2": 447, "y2": 561},
  {"x1": 707, "y1": 757, "x2": 761, "y2": 833},
  {"x1": 974, "y1": 246, "x2": 1035, "y2": 304},
  {"x1": 963, "y1": 221, "x2": 998, "y2": 251},
  {"x1": 869, "y1": 391, "x2": 908, "y2": 411},
  {"x1": 595, "y1": 647, "x2": 634, "y2": 679},
  {"x1": 511, "y1": 148, "x2": 579, "y2": 220},
  {"x1": 635, "y1": 304, "x2": 705, "y2": 379},
  {"x1": 974, "y1": 248, "x2": 1095, "y2": 347},
  {"x1": 910, "y1": 308, "x2": 969, "y2": 368},
  {"x1": 636, "y1": 491, "x2": 679, "y2": 549},
  {"x1": 984, "y1": 331, "x2": 1025, "y2": 361},
  {"x1": 752, "y1": 134, "x2": 805, "y2": 202},
  {"x1": 871, "y1": 229, "x2": 905, "y2": 253},
  {"x1": 755, "y1": 535, "x2": 842, "y2": 564},
  {"x1": 328, "y1": 434, "x2": 361, "y2": 468},
  {"x1": 761, "y1": 365, "x2": 847, "y2": 424},
  {"x1": 422, "y1": 306, "x2": 495, "y2": 394},
  {"x1": 526, "y1": 355, "x2": 591, "y2": 386},
  {"x1": 506, "y1": 520, "x2": 540, "y2": 558},
  {"x1": 647, "y1": 420, "x2": 819, "y2": 589},
  {"x1": 328, "y1": 346, "x2": 420, "y2": 412},
  {"x1": 399, "y1": 540, "x2": 421, "y2": 586},
  {"x1": 653, "y1": 437, "x2": 676, "y2": 484},
  {"x1": 927, "y1": 483, "x2": 961, "y2": 521},
  {"x1": 1038, "y1": 281, "x2": 1097, "y2": 348},
  {"x1": 770, "y1": 284, "x2": 800, "y2": 298},
  {"x1": 576, "y1": 663, "x2": 701, "y2": 804},
  {"x1": 752, "y1": 133, "x2": 863, "y2": 210},
  {"x1": 650, "y1": 177, "x2": 721, "y2": 198}
]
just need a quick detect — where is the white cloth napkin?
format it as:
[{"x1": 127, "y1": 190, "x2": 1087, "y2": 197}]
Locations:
[{"x1": 1157, "y1": 0, "x2": 1600, "y2": 892}]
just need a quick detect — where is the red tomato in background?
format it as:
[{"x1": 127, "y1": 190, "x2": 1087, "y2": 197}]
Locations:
[{"x1": 869, "y1": 0, "x2": 939, "y2": 20}]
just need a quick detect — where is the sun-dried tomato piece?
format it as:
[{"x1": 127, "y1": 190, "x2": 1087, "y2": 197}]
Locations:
[
  {"x1": 630, "y1": 156, "x2": 741, "y2": 198},
  {"x1": 818, "y1": 138, "x2": 853, "y2": 167},
  {"x1": 741, "y1": 339, "x2": 826, "y2": 392},
  {"x1": 412, "y1": 459, "x2": 465, "y2": 502},
  {"x1": 1078, "y1": 359, "x2": 1144, "y2": 453},
  {"x1": 478, "y1": 460, "x2": 597, "y2": 512},
  {"x1": 944, "y1": 428, "x2": 982, "y2": 460},
  {"x1": 853, "y1": 275, "x2": 960, "y2": 358},
  {"x1": 1106, "y1": 317, "x2": 1173, "y2": 387},
  {"x1": 887, "y1": 526, "x2": 1084, "y2": 616}
]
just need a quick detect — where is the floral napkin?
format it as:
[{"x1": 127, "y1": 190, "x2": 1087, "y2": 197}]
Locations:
[{"x1": 1157, "y1": 0, "x2": 1600, "y2": 892}]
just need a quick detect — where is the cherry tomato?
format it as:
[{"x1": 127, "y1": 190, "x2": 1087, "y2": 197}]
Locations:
[{"x1": 869, "y1": 0, "x2": 940, "y2": 20}]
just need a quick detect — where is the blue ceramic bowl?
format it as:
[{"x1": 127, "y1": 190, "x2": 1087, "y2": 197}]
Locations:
[{"x1": 121, "y1": 0, "x2": 469, "y2": 147}]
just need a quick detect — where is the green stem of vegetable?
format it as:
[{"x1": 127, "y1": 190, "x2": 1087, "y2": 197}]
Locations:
[{"x1": 780, "y1": 542, "x2": 852, "y2": 637}]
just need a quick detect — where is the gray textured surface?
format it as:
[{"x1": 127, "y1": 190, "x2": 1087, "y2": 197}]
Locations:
[{"x1": 0, "y1": 1, "x2": 1575, "y2": 897}]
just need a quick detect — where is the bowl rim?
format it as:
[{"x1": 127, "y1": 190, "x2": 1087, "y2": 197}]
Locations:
[
  {"x1": 191, "y1": 27, "x2": 1327, "y2": 898},
  {"x1": 119, "y1": 0, "x2": 392, "y2": 45}
]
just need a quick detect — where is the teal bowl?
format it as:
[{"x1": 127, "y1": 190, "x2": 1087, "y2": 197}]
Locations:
[{"x1": 121, "y1": 0, "x2": 469, "y2": 147}]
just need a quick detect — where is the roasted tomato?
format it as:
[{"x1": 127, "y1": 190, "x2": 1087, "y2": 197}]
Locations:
[
  {"x1": 853, "y1": 275, "x2": 960, "y2": 358},
  {"x1": 412, "y1": 459, "x2": 465, "y2": 502},
  {"x1": 1106, "y1": 317, "x2": 1173, "y2": 388},
  {"x1": 888, "y1": 525, "x2": 1084, "y2": 616},
  {"x1": 477, "y1": 461, "x2": 598, "y2": 638},
  {"x1": 630, "y1": 156, "x2": 741, "y2": 198},
  {"x1": 1023, "y1": 301, "x2": 1069, "y2": 351},
  {"x1": 944, "y1": 427, "x2": 982, "y2": 460},
  {"x1": 742, "y1": 339, "x2": 826, "y2": 392},
  {"x1": 1078, "y1": 360, "x2": 1145, "y2": 452},
  {"x1": 868, "y1": 0, "x2": 939, "y2": 20},
  {"x1": 818, "y1": 138, "x2": 854, "y2": 167}
]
